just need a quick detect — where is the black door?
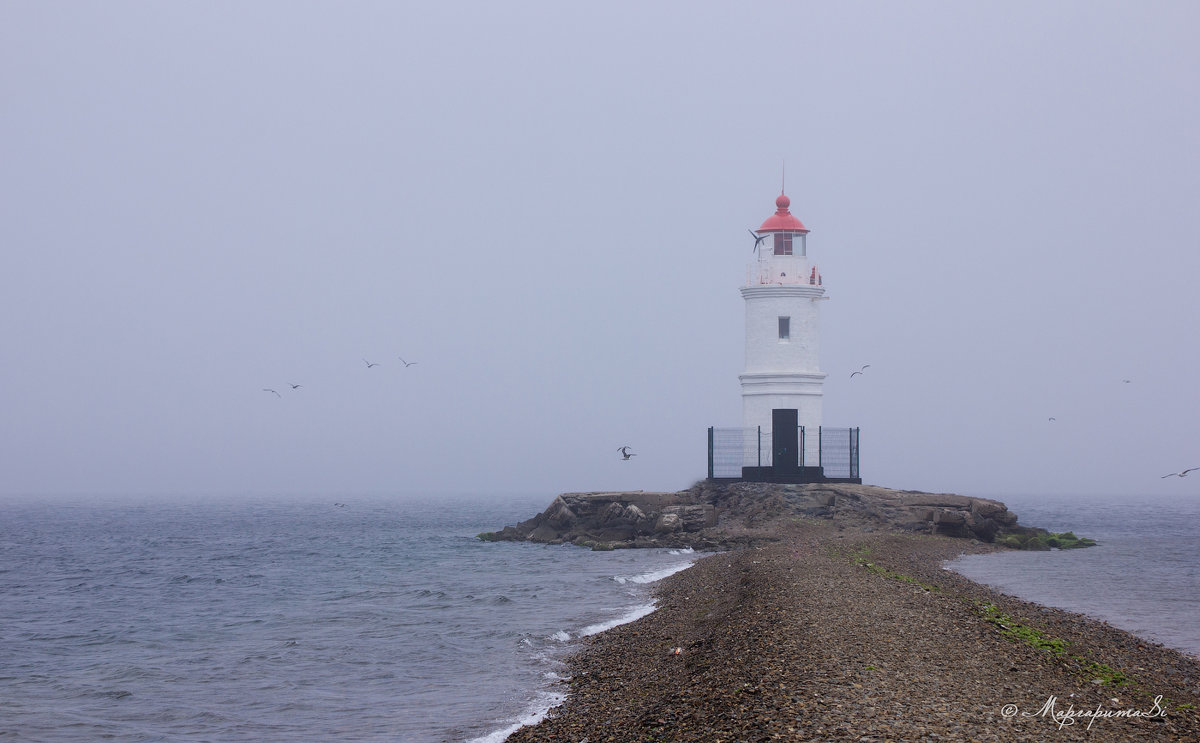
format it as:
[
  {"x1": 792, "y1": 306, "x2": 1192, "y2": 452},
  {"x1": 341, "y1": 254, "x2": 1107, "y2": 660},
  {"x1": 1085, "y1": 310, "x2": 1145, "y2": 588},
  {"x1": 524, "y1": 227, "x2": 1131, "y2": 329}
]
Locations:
[{"x1": 772, "y1": 409, "x2": 798, "y2": 472}]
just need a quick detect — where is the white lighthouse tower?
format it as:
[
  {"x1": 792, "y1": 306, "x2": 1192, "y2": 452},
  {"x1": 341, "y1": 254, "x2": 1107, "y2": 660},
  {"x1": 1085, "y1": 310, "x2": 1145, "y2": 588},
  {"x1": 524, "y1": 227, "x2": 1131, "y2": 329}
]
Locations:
[{"x1": 740, "y1": 190, "x2": 826, "y2": 474}]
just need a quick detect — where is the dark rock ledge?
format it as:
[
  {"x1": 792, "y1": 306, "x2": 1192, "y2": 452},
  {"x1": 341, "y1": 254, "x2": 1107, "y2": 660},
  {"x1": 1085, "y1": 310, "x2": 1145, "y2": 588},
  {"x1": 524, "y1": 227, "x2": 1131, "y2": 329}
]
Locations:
[{"x1": 479, "y1": 481, "x2": 1051, "y2": 551}]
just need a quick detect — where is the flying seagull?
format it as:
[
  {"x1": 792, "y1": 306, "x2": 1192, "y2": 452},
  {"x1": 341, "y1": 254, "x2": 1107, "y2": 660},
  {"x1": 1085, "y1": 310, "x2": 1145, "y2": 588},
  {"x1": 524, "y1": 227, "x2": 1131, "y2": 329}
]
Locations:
[
  {"x1": 618, "y1": 446, "x2": 636, "y2": 460},
  {"x1": 1161, "y1": 467, "x2": 1199, "y2": 479},
  {"x1": 398, "y1": 357, "x2": 418, "y2": 367},
  {"x1": 850, "y1": 364, "x2": 871, "y2": 379},
  {"x1": 747, "y1": 229, "x2": 767, "y2": 251},
  {"x1": 364, "y1": 359, "x2": 380, "y2": 368},
  {"x1": 263, "y1": 388, "x2": 281, "y2": 398},
  {"x1": 1048, "y1": 417, "x2": 1056, "y2": 422},
  {"x1": 290, "y1": 383, "x2": 302, "y2": 390}
]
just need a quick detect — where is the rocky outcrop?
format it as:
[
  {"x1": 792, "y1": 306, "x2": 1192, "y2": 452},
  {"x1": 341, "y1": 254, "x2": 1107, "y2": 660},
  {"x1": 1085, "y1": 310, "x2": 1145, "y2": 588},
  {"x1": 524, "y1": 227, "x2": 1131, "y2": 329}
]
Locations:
[
  {"x1": 480, "y1": 491, "x2": 719, "y2": 550},
  {"x1": 479, "y1": 482, "x2": 1042, "y2": 550}
]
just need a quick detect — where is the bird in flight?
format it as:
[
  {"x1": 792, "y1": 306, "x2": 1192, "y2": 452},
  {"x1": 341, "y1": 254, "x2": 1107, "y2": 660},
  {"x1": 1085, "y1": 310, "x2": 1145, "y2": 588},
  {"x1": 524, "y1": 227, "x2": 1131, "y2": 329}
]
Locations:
[
  {"x1": 263, "y1": 388, "x2": 281, "y2": 398},
  {"x1": 1048, "y1": 417, "x2": 1057, "y2": 422},
  {"x1": 290, "y1": 383, "x2": 302, "y2": 390},
  {"x1": 364, "y1": 359, "x2": 380, "y2": 368},
  {"x1": 399, "y1": 357, "x2": 418, "y2": 367},
  {"x1": 747, "y1": 229, "x2": 767, "y2": 251},
  {"x1": 850, "y1": 364, "x2": 871, "y2": 379},
  {"x1": 1162, "y1": 467, "x2": 1199, "y2": 479},
  {"x1": 618, "y1": 446, "x2": 636, "y2": 460}
]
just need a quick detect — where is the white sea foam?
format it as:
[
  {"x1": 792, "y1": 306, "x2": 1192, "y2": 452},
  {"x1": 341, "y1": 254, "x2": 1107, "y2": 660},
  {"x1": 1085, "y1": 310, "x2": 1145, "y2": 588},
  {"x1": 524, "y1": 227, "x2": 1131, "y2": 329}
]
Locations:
[
  {"x1": 614, "y1": 561, "x2": 695, "y2": 585},
  {"x1": 578, "y1": 602, "x2": 657, "y2": 636},
  {"x1": 668, "y1": 547, "x2": 695, "y2": 555},
  {"x1": 549, "y1": 630, "x2": 570, "y2": 642},
  {"x1": 467, "y1": 689, "x2": 567, "y2": 743}
]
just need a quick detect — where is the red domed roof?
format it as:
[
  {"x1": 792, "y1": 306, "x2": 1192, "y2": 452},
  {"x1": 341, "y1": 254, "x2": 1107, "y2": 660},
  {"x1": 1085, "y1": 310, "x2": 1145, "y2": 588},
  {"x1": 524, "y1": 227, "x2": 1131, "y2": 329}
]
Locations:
[{"x1": 757, "y1": 192, "x2": 809, "y2": 233}]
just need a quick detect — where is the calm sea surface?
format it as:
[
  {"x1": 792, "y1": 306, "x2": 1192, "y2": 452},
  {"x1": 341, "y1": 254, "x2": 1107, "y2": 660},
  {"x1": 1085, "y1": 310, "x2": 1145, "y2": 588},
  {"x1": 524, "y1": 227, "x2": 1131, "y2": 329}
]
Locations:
[
  {"x1": 0, "y1": 493, "x2": 698, "y2": 743},
  {"x1": 948, "y1": 492, "x2": 1200, "y2": 659}
]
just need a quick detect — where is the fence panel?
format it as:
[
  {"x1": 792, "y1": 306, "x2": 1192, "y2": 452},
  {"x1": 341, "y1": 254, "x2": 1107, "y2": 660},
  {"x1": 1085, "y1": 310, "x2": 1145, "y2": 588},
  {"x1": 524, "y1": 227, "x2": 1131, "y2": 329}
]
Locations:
[
  {"x1": 819, "y1": 427, "x2": 860, "y2": 479},
  {"x1": 708, "y1": 427, "x2": 775, "y2": 478},
  {"x1": 710, "y1": 426, "x2": 857, "y2": 479}
]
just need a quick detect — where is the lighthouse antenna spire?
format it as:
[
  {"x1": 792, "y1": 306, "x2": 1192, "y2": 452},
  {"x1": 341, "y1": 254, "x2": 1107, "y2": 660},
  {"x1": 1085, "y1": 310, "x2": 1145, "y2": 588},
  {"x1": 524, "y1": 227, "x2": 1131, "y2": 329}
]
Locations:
[{"x1": 781, "y1": 160, "x2": 786, "y2": 194}]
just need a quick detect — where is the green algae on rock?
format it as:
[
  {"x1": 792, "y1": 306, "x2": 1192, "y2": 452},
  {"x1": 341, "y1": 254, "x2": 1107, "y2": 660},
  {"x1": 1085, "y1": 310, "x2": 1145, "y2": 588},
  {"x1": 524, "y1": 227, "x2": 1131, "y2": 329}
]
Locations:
[{"x1": 997, "y1": 530, "x2": 1098, "y2": 550}]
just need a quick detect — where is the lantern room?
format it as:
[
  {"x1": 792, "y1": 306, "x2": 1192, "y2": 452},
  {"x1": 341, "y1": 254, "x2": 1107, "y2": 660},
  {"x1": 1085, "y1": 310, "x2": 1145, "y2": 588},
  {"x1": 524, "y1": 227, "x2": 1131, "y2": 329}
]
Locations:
[{"x1": 749, "y1": 193, "x2": 819, "y2": 287}]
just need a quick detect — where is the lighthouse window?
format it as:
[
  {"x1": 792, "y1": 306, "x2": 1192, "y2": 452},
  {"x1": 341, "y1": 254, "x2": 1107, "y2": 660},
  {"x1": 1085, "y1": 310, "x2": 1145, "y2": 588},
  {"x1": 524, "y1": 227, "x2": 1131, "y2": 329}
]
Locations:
[
  {"x1": 773, "y1": 233, "x2": 793, "y2": 256},
  {"x1": 778, "y1": 316, "x2": 790, "y2": 341}
]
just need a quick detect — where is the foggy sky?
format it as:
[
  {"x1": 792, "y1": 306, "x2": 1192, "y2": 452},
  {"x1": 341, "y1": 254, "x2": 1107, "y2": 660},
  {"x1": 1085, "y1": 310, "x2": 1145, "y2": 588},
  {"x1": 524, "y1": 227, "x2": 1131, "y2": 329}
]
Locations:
[{"x1": 2, "y1": 1, "x2": 1197, "y2": 500}]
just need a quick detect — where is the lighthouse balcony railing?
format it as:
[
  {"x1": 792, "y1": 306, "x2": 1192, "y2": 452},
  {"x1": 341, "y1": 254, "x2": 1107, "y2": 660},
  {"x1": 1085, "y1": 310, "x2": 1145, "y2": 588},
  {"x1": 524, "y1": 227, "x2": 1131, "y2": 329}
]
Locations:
[{"x1": 746, "y1": 265, "x2": 823, "y2": 286}]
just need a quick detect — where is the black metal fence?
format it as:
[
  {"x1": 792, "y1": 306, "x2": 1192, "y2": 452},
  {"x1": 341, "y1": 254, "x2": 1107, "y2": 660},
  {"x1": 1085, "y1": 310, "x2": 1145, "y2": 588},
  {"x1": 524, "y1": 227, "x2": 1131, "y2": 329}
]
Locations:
[
  {"x1": 818, "y1": 426, "x2": 860, "y2": 480},
  {"x1": 708, "y1": 427, "x2": 769, "y2": 478},
  {"x1": 708, "y1": 426, "x2": 859, "y2": 480}
]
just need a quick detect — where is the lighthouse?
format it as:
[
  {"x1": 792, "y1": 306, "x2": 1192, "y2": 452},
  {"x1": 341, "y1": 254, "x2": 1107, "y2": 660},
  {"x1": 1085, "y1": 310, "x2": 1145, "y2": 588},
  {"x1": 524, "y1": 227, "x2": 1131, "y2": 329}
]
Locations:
[
  {"x1": 705, "y1": 187, "x2": 858, "y2": 483},
  {"x1": 739, "y1": 190, "x2": 827, "y2": 476}
]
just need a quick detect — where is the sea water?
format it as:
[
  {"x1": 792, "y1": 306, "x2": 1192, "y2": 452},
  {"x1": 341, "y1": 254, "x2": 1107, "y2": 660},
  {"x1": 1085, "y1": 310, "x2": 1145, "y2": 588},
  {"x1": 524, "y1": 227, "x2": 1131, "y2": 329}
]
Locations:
[
  {"x1": 947, "y1": 492, "x2": 1200, "y2": 659},
  {"x1": 0, "y1": 493, "x2": 699, "y2": 742},
  {"x1": 6, "y1": 491, "x2": 1195, "y2": 742}
]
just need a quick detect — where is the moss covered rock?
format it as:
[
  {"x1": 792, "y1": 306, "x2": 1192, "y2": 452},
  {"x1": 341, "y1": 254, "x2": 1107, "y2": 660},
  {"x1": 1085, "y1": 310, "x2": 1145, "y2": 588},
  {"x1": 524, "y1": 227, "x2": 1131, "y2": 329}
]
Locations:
[{"x1": 998, "y1": 530, "x2": 1097, "y2": 550}]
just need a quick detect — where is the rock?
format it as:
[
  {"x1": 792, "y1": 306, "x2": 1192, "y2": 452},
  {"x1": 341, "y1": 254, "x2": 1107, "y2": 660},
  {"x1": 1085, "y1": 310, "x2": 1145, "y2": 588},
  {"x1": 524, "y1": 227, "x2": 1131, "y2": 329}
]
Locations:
[
  {"x1": 661, "y1": 505, "x2": 715, "y2": 531},
  {"x1": 992, "y1": 510, "x2": 1019, "y2": 527},
  {"x1": 596, "y1": 525, "x2": 637, "y2": 542},
  {"x1": 530, "y1": 523, "x2": 564, "y2": 542},
  {"x1": 971, "y1": 517, "x2": 999, "y2": 542},
  {"x1": 548, "y1": 501, "x2": 578, "y2": 529},
  {"x1": 656, "y1": 512, "x2": 682, "y2": 533},
  {"x1": 479, "y1": 482, "x2": 1053, "y2": 550},
  {"x1": 932, "y1": 510, "x2": 965, "y2": 525},
  {"x1": 969, "y1": 499, "x2": 1006, "y2": 519},
  {"x1": 601, "y1": 501, "x2": 627, "y2": 525}
]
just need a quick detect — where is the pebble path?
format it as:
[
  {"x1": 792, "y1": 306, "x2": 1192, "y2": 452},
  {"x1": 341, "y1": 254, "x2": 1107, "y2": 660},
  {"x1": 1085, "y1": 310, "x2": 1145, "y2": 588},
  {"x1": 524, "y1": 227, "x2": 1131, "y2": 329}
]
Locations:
[{"x1": 507, "y1": 522, "x2": 1200, "y2": 742}]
